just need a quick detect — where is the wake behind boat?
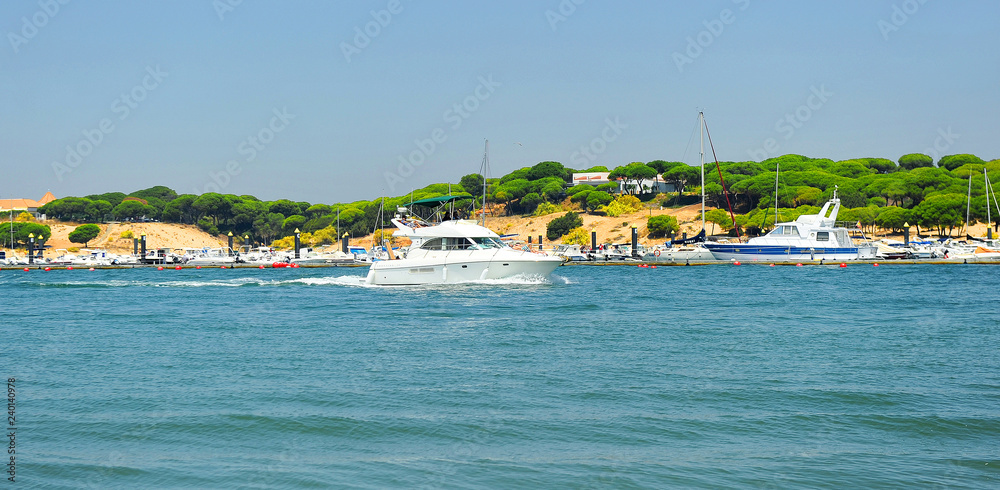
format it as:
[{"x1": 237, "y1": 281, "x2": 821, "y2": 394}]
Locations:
[{"x1": 704, "y1": 188, "x2": 877, "y2": 262}]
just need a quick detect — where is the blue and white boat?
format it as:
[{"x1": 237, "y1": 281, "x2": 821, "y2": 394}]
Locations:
[{"x1": 703, "y1": 189, "x2": 877, "y2": 262}]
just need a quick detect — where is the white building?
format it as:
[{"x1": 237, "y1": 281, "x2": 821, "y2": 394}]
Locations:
[
  {"x1": 572, "y1": 172, "x2": 677, "y2": 194},
  {"x1": 621, "y1": 177, "x2": 675, "y2": 195}
]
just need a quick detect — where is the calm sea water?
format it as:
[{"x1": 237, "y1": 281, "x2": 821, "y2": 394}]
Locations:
[{"x1": 4, "y1": 264, "x2": 999, "y2": 488}]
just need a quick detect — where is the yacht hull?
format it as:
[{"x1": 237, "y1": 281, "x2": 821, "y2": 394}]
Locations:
[
  {"x1": 366, "y1": 253, "x2": 562, "y2": 285},
  {"x1": 704, "y1": 243, "x2": 877, "y2": 261},
  {"x1": 642, "y1": 246, "x2": 716, "y2": 262}
]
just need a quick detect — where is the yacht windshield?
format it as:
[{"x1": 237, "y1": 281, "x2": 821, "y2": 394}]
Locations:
[{"x1": 470, "y1": 237, "x2": 505, "y2": 249}]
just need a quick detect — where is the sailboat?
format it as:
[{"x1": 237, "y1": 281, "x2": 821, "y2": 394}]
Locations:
[
  {"x1": 946, "y1": 168, "x2": 1000, "y2": 258},
  {"x1": 643, "y1": 112, "x2": 716, "y2": 262}
]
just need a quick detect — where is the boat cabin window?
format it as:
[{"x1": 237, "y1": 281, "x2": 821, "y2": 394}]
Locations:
[
  {"x1": 771, "y1": 225, "x2": 800, "y2": 236},
  {"x1": 443, "y1": 237, "x2": 475, "y2": 250},
  {"x1": 816, "y1": 231, "x2": 830, "y2": 241},
  {"x1": 420, "y1": 238, "x2": 444, "y2": 250},
  {"x1": 470, "y1": 237, "x2": 505, "y2": 249}
]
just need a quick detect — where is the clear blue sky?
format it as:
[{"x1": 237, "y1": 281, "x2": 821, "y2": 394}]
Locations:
[{"x1": 2, "y1": 1, "x2": 997, "y2": 204}]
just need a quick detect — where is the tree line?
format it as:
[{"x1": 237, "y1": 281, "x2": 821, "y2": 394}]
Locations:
[{"x1": 34, "y1": 152, "x2": 999, "y2": 247}]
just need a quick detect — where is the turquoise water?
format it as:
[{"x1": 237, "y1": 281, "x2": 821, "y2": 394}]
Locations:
[{"x1": 4, "y1": 264, "x2": 999, "y2": 488}]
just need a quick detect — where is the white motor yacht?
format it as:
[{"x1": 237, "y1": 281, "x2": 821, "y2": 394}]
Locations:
[
  {"x1": 704, "y1": 188, "x2": 877, "y2": 261},
  {"x1": 550, "y1": 244, "x2": 588, "y2": 262},
  {"x1": 184, "y1": 247, "x2": 236, "y2": 266},
  {"x1": 366, "y1": 216, "x2": 563, "y2": 285},
  {"x1": 291, "y1": 247, "x2": 356, "y2": 265}
]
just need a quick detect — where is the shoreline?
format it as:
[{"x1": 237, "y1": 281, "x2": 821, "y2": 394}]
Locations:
[{"x1": 4, "y1": 257, "x2": 999, "y2": 272}]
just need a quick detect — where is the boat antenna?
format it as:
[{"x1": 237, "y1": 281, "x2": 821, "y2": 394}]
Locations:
[
  {"x1": 479, "y1": 139, "x2": 490, "y2": 226},
  {"x1": 703, "y1": 116, "x2": 742, "y2": 240}
]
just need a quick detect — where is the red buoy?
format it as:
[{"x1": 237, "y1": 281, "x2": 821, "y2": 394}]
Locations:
[
  {"x1": 796, "y1": 263, "x2": 803, "y2": 267},
  {"x1": 734, "y1": 261, "x2": 741, "y2": 266},
  {"x1": 23, "y1": 268, "x2": 29, "y2": 272},
  {"x1": 67, "y1": 266, "x2": 73, "y2": 270},
  {"x1": 157, "y1": 266, "x2": 164, "y2": 270},
  {"x1": 89, "y1": 267, "x2": 95, "y2": 271},
  {"x1": 769, "y1": 263, "x2": 775, "y2": 267},
  {"x1": 873, "y1": 263, "x2": 880, "y2": 267},
  {"x1": 175, "y1": 266, "x2": 182, "y2": 270},
  {"x1": 839, "y1": 263, "x2": 847, "y2": 268},
  {"x1": 44, "y1": 267, "x2": 51, "y2": 271},
  {"x1": 220, "y1": 266, "x2": 227, "y2": 269},
  {"x1": 196, "y1": 266, "x2": 202, "y2": 269},
  {"x1": 259, "y1": 265, "x2": 265, "y2": 269},
  {"x1": 651, "y1": 265, "x2": 657, "y2": 269}
]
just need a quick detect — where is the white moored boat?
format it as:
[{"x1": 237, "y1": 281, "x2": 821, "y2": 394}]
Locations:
[{"x1": 703, "y1": 187, "x2": 877, "y2": 262}]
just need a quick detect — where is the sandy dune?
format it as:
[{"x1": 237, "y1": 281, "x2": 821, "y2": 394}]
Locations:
[{"x1": 42, "y1": 222, "x2": 227, "y2": 253}]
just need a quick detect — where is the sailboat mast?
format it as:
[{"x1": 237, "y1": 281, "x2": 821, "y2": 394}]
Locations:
[
  {"x1": 699, "y1": 112, "x2": 705, "y2": 233},
  {"x1": 987, "y1": 168, "x2": 992, "y2": 234},
  {"x1": 774, "y1": 162, "x2": 780, "y2": 227},
  {"x1": 965, "y1": 173, "x2": 972, "y2": 234}
]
